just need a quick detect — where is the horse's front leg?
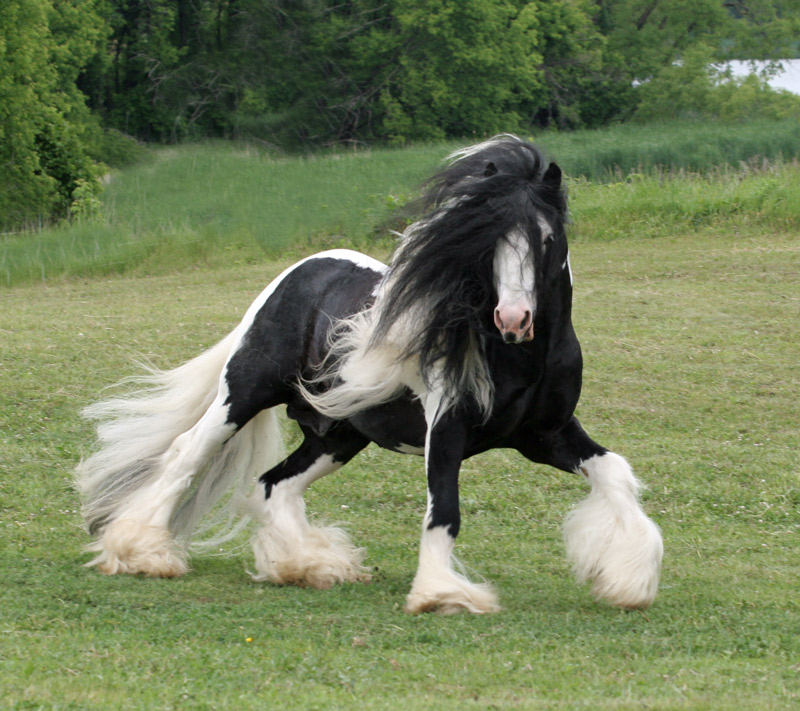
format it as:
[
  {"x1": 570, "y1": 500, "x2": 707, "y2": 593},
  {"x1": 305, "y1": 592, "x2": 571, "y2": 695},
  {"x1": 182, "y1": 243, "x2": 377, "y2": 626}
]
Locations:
[
  {"x1": 405, "y1": 396, "x2": 500, "y2": 614},
  {"x1": 515, "y1": 416, "x2": 663, "y2": 609}
]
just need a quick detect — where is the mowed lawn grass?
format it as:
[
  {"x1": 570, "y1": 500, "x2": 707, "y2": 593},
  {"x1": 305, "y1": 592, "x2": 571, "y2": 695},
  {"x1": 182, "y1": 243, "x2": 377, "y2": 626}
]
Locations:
[{"x1": 1, "y1": 226, "x2": 798, "y2": 710}]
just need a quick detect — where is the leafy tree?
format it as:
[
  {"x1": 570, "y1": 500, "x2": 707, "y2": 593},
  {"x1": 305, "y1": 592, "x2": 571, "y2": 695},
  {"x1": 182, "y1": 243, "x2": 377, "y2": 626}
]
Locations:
[
  {"x1": 381, "y1": 0, "x2": 547, "y2": 142},
  {"x1": 92, "y1": 0, "x2": 183, "y2": 140},
  {"x1": 633, "y1": 42, "x2": 721, "y2": 120},
  {"x1": 723, "y1": 0, "x2": 800, "y2": 58},
  {"x1": 8, "y1": 0, "x2": 798, "y2": 185},
  {"x1": 103, "y1": 0, "x2": 604, "y2": 144},
  {"x1": 0, "y1": 0, "x2": 57, "y2": 228},
  {"x1": 224, "y1": 0, "x2": 401, "y2": 144},
  {"x1": 634, "y1": 41, "x2": 800, "y2": 121},
  {"x1": 525, "y1": 0, "x2": 607, "y2": 128},
  {"x1": 597, "y1": 0, "x2": 730, "y2": 83},
  {"x1": 578, "y1": 1, "x2": 800, "y2": 125},
  {"x1": 0, "y1": 0, "x2": 107, "y2": 230}
]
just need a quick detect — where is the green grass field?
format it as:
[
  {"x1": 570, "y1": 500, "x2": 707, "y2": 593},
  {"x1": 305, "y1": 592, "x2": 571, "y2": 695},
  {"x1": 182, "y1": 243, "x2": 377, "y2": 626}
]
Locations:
[
  {"x1": 1, "y1": 126, "x2": 799, "y2": 709},
  {"x1": 2, "y1": 231, "x2": 798, "y2": 710}
]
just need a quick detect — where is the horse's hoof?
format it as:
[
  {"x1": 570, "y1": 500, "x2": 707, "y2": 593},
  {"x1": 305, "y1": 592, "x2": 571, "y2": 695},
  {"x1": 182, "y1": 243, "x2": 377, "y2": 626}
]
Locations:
[
  {"x1": 404, "y1": 584, "x2": 500, "y2": 615},
  {"x1": 87, "y1": 519, "x2": 189, "y2": 577}
]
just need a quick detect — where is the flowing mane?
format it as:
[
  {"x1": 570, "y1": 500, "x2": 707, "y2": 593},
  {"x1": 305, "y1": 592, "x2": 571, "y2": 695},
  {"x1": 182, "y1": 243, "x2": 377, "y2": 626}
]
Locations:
[{"x1": 300, "y1": 134, "x2": 568, "y2": 420}]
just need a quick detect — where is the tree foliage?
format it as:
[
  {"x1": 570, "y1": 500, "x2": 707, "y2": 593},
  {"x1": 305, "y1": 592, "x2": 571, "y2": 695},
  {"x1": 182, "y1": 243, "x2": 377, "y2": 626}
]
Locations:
[
  {"x1": 1, "y1": 0, "x2": 108, "y2": 230},
  {"x1": 78, "y1": 0, "x2": 799, "y2": 145},
  {"x1": 634, "y1": 42, "x2": 800, "y2": 121},
  {"x1": 380, "y1": 0, "x2": 544, "y2": 142},
  {"x1": 3, "y1": 0, "x2": 800, "y2": 229}
]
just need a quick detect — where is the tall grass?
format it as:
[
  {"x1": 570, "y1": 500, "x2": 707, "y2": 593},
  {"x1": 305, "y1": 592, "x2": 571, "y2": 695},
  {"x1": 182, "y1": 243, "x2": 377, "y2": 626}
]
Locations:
[
  {"x1": 569, "y1": 158, "x2": 800, "y2": 241},
  {"x1": 2, "y1": 120, "x2": 799, "y2": 286},
  {"x1": 536, "y1": 119, "x2": 800, "y2": 179},
  {"x1": 0, "y1": 142, "x2": 439, "y2": 286}
]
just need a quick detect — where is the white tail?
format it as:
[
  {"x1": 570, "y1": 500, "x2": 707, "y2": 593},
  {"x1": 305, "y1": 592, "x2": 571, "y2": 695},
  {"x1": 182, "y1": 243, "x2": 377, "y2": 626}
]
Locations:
[{"x1": 76, "y1": 329, "x2": 284, "y2": 573}]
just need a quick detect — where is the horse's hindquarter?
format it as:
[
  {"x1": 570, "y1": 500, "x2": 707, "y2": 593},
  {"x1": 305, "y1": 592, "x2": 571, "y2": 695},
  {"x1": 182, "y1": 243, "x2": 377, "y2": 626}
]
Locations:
[{"x1": 224, "y1": 251, "x2": 385, "y2": 427}]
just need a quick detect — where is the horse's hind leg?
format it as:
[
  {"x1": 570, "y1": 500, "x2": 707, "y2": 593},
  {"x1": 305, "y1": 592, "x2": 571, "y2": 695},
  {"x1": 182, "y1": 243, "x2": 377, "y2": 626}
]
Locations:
[
  {"x1": 92, "y1": 395, "x2": 237, "y2": 577},
  {"x1": 250, "y1": 426, "x2": 370, "y2": 589}
]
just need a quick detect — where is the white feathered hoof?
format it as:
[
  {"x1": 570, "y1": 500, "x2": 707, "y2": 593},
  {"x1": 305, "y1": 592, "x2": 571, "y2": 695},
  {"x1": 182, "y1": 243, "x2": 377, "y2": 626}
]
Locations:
[
  {"x1": 566, "y1": 511, "x2": 663, "y2": 609},
  {"x1": 404, "y1": 569, "x2": 500, "y2": 615},
  {"x1": 87, "y1": 519, "x2": 189, "y2": 577},
  {"x1": 250, "y1": 524, "x2": 370, "y2": 589},
  {"x1": 405, "y1": 525, "x2": 500, "y2": 614},
  {"x1": 564, "y1": 453, "x2": 663, "y2": 609}
]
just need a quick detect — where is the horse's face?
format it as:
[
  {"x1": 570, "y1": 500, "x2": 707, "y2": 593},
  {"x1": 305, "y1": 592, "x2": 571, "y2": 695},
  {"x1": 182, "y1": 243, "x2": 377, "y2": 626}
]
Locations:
[
  {"x1": 491, "y1": 158, "x2": 565, "y2": 345},
  {"x1": 493, "y1": 214, "x2": 556, "y2": 344}
]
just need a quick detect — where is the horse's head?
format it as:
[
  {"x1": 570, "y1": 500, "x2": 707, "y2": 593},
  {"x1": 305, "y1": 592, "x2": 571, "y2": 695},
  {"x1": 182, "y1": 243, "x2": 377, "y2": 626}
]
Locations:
[
  {"x1": 367, "y1": 135, "x2": 570, "y2": 417},
  {"x1": 490, "y1": 158, "x2": 567, "y2": 344}
]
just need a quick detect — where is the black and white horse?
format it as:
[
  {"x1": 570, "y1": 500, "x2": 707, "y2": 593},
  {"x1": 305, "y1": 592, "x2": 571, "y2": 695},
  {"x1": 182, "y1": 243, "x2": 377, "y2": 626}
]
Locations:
[{"x1": 77, "y1": 135, "x2": 662, "y2": 613}]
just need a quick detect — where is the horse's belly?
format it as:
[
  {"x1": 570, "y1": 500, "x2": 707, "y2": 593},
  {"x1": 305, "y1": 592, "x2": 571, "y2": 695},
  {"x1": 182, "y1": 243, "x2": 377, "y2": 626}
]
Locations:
[{"x1": 347, "y1": 398, "x2": 427, "y2": 456}]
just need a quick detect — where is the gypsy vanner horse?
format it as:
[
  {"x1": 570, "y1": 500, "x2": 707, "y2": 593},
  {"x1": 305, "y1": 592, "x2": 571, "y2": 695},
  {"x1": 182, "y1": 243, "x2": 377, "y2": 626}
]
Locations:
[{"x1": 77, "y1": 135, "x2": 663, "y2": 613}]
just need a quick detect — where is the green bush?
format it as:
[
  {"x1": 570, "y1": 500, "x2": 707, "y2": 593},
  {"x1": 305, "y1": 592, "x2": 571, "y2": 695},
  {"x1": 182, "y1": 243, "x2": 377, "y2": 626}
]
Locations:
[
  {"x1": 0, "y1": 0, "x2": 107, "y2": 231},
  {"x1": 87, "y1": 128, "x2": 150, "y2": 169},
  {"x1": 33, "y1": 109, "x2": 105, "y2": 217}
]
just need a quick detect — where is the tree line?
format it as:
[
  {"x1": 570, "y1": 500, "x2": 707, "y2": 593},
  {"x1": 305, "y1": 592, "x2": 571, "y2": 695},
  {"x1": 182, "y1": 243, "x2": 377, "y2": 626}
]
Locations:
[{"x1": 2, "y1": 0, "x2": 799, "y2": 230}]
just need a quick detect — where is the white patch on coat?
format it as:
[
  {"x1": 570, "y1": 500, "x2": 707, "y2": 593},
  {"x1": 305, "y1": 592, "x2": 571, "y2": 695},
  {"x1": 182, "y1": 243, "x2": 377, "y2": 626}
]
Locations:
[
  {"x1": 563, "y1": 251, "x2": 573, "y2": 286},
  {"x1": 493, "y1": 227, "x2": 537, "y2": 318}
]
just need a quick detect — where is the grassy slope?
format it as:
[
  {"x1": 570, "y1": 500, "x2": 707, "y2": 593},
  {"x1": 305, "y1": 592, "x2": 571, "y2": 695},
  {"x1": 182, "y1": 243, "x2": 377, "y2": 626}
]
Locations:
[
  {"x1": 0, "y1": 142, "x2": 441, "y2": 286},
  {"x1": 1, "y1": 228, "x2": 798, "y2": 709},
  {"x1": 2, "y1": 119, "x2": 800, "y2": 287}
]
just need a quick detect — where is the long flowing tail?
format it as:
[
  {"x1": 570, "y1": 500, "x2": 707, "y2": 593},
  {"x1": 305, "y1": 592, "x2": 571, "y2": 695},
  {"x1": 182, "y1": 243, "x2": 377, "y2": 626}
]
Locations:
[{"x1": 75, "y1": 329, "x2": 284, "y2": 573}]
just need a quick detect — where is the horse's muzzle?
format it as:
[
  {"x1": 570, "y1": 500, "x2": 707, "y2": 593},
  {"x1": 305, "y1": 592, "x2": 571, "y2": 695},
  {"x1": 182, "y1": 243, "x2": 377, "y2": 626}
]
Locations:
[
  {"x1": 501, "y1": 327, "x2": 534, "y2": 344},
  {"x1": 495, "y1": 306, "x2": 534, "y2": 344}
]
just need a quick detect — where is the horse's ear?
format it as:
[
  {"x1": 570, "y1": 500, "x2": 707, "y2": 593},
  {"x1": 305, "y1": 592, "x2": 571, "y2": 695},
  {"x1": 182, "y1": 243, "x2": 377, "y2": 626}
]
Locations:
[
  {"x1": 484, "y1": 161, "x2": 498, "y2": 177},
  {"x1": 543, "y1": 162, "x2": 561, "y2": 189},
  {"x1": 542, "y1": 161, "x2": 567, "y2": 215}
]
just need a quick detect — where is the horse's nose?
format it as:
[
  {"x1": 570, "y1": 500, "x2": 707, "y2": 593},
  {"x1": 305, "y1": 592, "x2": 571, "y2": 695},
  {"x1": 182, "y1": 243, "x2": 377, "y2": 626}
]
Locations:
[{"x1": 495, "y1": 306, "x2": 534, "y2": 343}]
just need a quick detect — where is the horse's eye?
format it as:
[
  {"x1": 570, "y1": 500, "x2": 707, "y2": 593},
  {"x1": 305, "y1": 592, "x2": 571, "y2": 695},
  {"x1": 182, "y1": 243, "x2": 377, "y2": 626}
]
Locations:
[{"x1": 543, "y1": 233, "x2": 555, "y2": 246}]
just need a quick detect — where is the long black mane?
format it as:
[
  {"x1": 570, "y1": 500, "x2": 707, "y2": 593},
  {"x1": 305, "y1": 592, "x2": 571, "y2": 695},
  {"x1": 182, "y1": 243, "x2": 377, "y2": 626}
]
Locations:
[{"x1": 372, "y1": 135, "x2": 568, "y2": 406}]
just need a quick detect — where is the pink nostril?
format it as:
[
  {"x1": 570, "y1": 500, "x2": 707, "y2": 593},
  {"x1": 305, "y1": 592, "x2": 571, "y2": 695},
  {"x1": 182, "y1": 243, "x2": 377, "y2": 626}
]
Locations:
[
  {"x1": 494, "y1": 308, "x2": 505, "y2": 331},
  {"x1": 519, "y1": 310, "x2": 531, "y2": 330}
]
